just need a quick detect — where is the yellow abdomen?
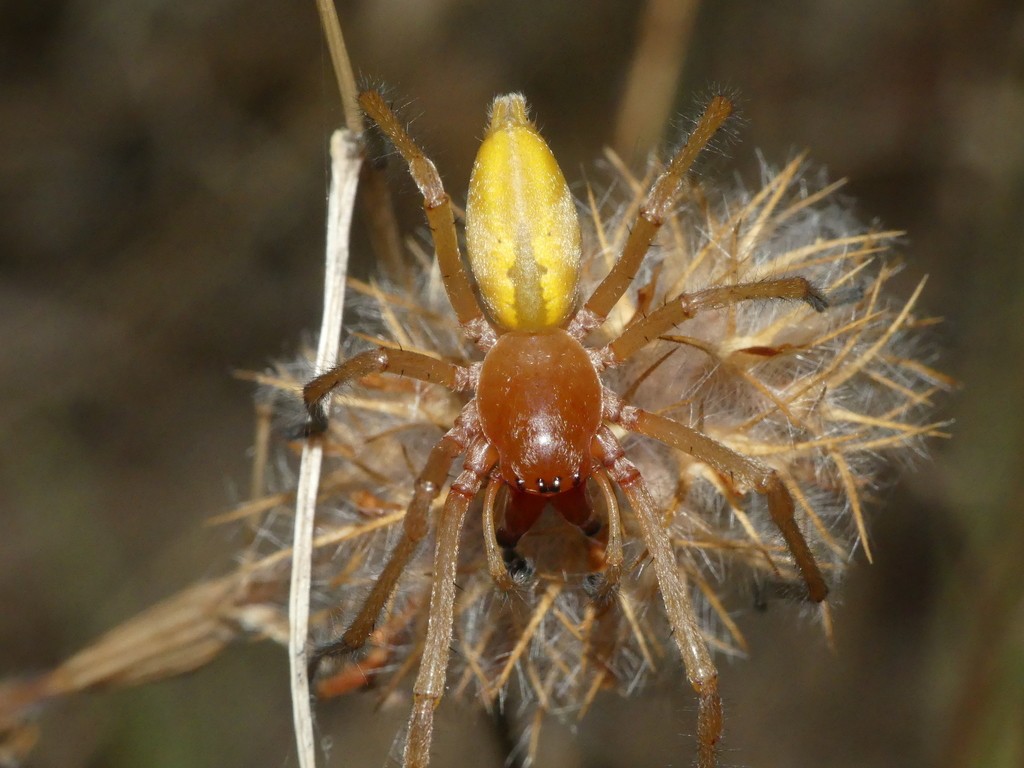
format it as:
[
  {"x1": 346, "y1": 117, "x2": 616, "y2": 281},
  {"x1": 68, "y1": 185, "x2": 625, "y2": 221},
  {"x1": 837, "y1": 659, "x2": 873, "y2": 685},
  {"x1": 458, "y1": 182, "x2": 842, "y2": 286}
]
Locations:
[{"x1": 465, "y1": 94, "x2": 581, "y2": 331}]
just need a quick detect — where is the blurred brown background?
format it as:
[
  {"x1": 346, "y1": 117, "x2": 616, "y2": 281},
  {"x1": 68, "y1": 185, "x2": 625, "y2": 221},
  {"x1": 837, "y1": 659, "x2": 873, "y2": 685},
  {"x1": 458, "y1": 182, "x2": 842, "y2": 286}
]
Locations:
[{"x1": 2, "y1": 0, "x2": 1021, "y2": 766}]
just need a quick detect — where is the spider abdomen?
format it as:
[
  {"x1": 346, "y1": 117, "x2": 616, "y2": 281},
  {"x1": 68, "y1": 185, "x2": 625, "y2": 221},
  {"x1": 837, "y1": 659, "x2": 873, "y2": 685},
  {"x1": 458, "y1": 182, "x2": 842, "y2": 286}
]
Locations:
[
  {"x1": 465, "y1": 94, "x2": 581, "y2": 331},
  {"x1": 477, "y1": 328, "x2": 601, "y2": 494}
]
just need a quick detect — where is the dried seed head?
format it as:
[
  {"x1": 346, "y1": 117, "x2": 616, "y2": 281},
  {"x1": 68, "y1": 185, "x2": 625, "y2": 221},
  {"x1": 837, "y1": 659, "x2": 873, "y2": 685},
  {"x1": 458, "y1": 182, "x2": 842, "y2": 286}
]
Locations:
[{"x1": 243, "y1": 149, "x2": 949, "y2": 758}]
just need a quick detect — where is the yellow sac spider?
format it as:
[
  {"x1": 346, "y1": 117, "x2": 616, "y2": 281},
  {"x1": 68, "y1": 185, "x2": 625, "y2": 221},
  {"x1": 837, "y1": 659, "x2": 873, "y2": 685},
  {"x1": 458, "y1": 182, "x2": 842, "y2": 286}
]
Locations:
[{"x1": 303, "y1": 90, "x2": 830, "y2": 768}]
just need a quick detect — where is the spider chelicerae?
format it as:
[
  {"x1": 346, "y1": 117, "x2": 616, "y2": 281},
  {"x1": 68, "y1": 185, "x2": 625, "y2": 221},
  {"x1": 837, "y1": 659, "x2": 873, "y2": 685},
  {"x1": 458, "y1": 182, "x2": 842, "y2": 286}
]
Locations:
[{"x1": 303, "y1": 90, "x2": 830, "y2": 768}]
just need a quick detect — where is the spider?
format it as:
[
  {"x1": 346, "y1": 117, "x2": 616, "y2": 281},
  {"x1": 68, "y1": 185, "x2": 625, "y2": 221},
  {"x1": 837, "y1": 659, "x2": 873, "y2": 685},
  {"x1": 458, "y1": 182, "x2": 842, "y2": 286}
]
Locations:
[{"x1": 303, "y1": 90, "x2": 831, "y2": 768}]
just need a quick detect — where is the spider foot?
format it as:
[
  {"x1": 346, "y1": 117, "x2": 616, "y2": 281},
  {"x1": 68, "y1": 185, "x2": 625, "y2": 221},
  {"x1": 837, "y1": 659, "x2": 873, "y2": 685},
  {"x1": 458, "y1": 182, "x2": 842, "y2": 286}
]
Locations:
[
  {"x1": 805, "y1": 283, "x2": 830, "y2": 312},
  {"x1": 312, "y1": 644, "x2": 392, "y2": 699},
  {"x1": 307, "y1": 632, "x2": 367, "y2": 682},
  {"x1": 582, "y1": 572, "x2": 619, "y2": 608},
  {"x1": 292, "y1": 412, "x2": 329, "y2": 439},
  {"x1": 502, "y1": 547, "x2": 535, "y2": 584}
]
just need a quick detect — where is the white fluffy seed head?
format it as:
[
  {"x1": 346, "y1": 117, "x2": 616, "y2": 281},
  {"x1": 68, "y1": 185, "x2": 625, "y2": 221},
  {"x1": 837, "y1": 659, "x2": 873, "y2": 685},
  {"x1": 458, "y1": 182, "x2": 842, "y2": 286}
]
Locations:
[{"x1": 252, "y1": 149, "x2": 948, "y2": 739}]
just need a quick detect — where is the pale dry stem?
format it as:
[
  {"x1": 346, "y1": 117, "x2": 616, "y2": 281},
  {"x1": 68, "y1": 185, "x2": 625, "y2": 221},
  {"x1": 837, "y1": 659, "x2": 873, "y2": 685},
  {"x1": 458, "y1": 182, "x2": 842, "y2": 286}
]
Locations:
[{"x1": 289, "y1": 128, "x2": 361, "y2": 768}]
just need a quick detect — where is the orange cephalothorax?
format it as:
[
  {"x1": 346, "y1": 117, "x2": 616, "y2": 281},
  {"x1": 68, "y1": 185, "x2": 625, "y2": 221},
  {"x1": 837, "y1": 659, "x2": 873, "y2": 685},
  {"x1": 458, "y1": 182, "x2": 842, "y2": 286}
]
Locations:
[{"x1": 477, "y1": 328, "x2": 602, "y2": 494}]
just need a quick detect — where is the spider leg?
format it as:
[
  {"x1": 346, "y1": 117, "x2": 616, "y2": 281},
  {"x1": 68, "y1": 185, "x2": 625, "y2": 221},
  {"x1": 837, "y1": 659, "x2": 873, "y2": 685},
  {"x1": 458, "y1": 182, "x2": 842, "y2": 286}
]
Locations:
[
  {"x1": 404, "y1": 437, "x2": 497, "y2": 768},
  {"x1": 571, "y1": 96, "x2": 734, "y2": 337},
  {"x1": 610, "y1": 402, "x2": 829, "y2": 603},
  {"x1": 482, "y1": 477, "x2": 516, "y2": 591},
  {"x1": 494, "y1": 489, "x2": 549, "y2": 584},
  {"x1": 359, "y1": 91, "x2": 494, "y2": 347},
  {"x1": 309, "y1": 405, "x2": 480, "y2": 678},
  {"x1": 592, "y1": 426, "x2": 722, "y2": 768},
  {"x1": 604, "y1": 277, "x2": 828, "y2": 365},
  {"x1": 303, "y1": 346, "x2": 471, "y2": 432},
  {"x1": 584, "y1": 467, "x2": 623, "y2": 602}
]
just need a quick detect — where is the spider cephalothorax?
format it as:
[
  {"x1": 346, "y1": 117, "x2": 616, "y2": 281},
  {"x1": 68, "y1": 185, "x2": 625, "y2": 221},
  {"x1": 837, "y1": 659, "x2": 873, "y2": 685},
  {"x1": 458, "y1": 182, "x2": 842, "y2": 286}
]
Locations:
[{"x1": 304, "y1": 90, "x2": 830, "y2": 768}]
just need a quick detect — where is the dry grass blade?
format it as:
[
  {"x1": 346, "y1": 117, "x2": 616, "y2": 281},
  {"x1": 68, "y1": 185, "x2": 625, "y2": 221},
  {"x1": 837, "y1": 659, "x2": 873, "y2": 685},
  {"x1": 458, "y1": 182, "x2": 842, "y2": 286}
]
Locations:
[
  {"x1": 0, "y1": 574, "x2": 287, "y2": 739},
  {"x1": 289, "y1": 128, "x2": 361, "y2": 768}
]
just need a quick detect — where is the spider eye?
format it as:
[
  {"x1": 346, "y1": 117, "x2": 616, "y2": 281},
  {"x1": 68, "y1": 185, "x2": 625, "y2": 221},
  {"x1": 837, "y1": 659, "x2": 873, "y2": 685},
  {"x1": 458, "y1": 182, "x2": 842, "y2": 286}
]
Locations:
[
  {"x1": 529, "y1": 476, "x2": 563, "y2": 494},
  {"x1": 516, "y1": 478, "x2": 526, "y2": 492},
  {"x1": 572, "y1": 471, "x2": 582, "y2": 487}
]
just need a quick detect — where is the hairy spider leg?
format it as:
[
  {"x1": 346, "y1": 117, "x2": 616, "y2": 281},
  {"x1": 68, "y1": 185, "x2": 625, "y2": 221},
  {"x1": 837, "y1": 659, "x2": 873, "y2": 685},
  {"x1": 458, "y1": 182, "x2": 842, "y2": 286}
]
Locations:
[
  {"x1": 571, "y1": 95, "x2": 734, "y2": 337},
  {"x1": 308, "y1": 404, "x2": 481, "y2": 678},
  {"x1": 612, "y1": 403, "x2": 829, "y2": 603},
  {"x1": 482, "y1": 478, "x2": 516, "y2": 591},
  {"x1": 592, "y1": 426, "x2": 722, "y2": 768},
  {"x1": 604, "y1": 277, "x2": 828, "y2": 365},
  {"x1": 588, "y1": 467, "x2": 624, "y2": 601},
  {"x1": 404, "y1": 437, "x2": 497, "y2": 768},
  {"x1": 359, "y1": 91, "x2": 494, "y2": 346},
  {"x1": 303, "y1": 346, "x2": 469, "y2": 429}
]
